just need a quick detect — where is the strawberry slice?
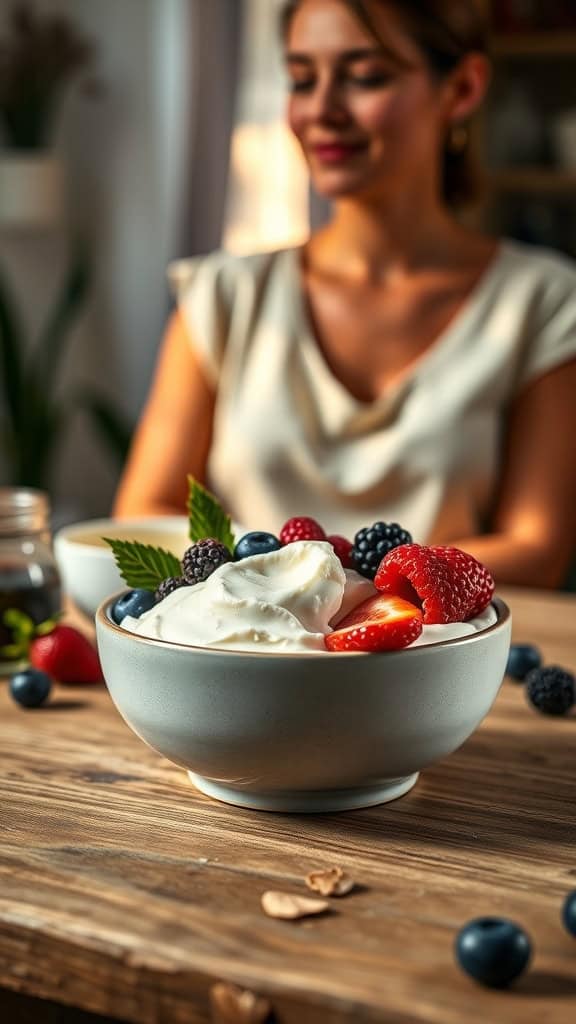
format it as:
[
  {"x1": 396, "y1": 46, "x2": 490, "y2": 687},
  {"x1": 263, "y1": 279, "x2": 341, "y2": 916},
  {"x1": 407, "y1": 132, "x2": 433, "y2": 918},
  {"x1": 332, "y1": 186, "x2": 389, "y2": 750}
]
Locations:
[
  {"x1": 30, "y1": 624, "x2": 103, "y2": 684},
  {"x1": 325, "y1": 594, "x2": 423, "y2": 653}
]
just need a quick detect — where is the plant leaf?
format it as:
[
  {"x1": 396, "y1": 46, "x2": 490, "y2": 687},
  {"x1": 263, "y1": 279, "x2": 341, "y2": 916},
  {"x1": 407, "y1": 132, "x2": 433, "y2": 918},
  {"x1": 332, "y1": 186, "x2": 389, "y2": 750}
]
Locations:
[
  {"x1": 76, "y1": 388, "x2": 134, "y2": 465},
  {"x1": 103, "y1": 539, "x2": 181, "y2": 591},
  {"x1": 187, "y1": 476, "x2": 234, "y2": 551},
  {"x1": 0, "y1": 263, "x2": 25, "y2": 434},
  {"x1": 33, "y1": 242, "x2": 90, "y2": 394}
]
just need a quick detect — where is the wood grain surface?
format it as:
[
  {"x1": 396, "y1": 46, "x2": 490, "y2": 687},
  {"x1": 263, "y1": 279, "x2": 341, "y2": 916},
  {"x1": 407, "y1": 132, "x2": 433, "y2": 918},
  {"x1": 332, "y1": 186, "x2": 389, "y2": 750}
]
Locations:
[{"x1": 0, "y1": 586, "x2": 575, "y2": 1024}]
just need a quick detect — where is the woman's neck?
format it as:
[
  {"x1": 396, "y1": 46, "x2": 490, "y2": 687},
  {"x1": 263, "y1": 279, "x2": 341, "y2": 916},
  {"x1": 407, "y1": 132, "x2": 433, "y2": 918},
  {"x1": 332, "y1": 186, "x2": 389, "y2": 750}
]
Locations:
[{"x1": 307, "y1": 191, "x2": 475, "y2": 285}]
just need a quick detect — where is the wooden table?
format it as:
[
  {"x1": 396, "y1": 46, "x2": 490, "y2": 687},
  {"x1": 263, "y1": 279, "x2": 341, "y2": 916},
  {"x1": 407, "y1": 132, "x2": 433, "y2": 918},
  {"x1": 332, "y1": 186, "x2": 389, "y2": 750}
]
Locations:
[{"x1": 1, "y1": 587, "x2": 575, "y2": 1024}]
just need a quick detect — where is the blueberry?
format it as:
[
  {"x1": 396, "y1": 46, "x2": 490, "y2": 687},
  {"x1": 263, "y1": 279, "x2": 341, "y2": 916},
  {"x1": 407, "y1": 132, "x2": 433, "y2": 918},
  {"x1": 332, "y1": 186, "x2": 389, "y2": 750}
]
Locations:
[
  {"x1": 562, "y1": 891, "x2": 576, "y2": 937},
  {"x1": 111, "y1": 588, "x2": 156, "y2": 624},
  {"x1": 10, "y1": 668, "x2": 52, "y2": 709},
  {"x1": 506, "y1": 643, "x2": 542, "y2": 681},
  {"x1": 455, "y1": 917, "x2": 532, "y2": 988},
  {"x1": 234, "y1": 532, "x2": 281, "y2": 560}
]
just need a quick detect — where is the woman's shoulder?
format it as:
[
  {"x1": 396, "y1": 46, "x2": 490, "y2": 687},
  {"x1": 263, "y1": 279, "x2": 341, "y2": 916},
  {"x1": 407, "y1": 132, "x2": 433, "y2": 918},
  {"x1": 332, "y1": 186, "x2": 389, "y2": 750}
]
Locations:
[
  {"x1": 168, "y1": 245, "x2": 297, "y2": 303},
  {"x1": 497, "y1": 238, "x2": 576, "y2": 297}
]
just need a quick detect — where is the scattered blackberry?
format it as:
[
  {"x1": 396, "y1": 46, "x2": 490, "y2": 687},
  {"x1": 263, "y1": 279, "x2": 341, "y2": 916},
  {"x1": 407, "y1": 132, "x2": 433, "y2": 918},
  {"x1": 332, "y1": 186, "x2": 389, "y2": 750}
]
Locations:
[
  {"x1": 351, "y1": 521, "x2": 412, "y2": 579},
  {"x1": 182, "y1": 538, "x2": 232, "y2": 584},
  {"x1": 525, "y1": 665, "x2": 575, "y2": 716},
  {"x1": 155, "y1": 576, "x2": 188, "y2": 602}
]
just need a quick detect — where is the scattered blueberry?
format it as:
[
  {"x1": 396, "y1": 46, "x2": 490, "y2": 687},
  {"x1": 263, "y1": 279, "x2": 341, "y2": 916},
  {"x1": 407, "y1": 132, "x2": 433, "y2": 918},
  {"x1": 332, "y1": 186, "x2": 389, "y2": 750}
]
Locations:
[
  {"x1": 506, "y1": 643, "x2": 542, "y2": 681},
  {"x1": 525, "y1": 665, "x2": 575, "y2": 716},
  {"x1": 455, "y1": 917, "x2": 532, "y2": 988},
  {"x1": 111, "y1": 588, "x2": 156, "y2": 624},
  {"x1": 9, "y1": 668, "x2": 52, "y2": 709},
  {"x1": 562, "y1": 891, "x2": 576, "y2": 937},
  {"x1": 234, "y1": 531, "x2": 281, "y2": 560}
]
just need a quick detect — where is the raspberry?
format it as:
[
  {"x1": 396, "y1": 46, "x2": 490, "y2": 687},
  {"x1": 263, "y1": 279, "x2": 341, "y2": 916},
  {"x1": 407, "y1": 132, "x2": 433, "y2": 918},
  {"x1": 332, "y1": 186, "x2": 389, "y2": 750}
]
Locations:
[
  {"x1": 374, "y1": 544, "x2": 495, "y2": 624},
  {"x1": 327, "y1": 534, "x2": 353, "y2": 568},
  {"x1": 155, "y1": 576, "x2": 189, "y2": 602},
  {"x1": 182, "y1": 539, "x2": 232, "y2": 584},
  {"x1": 351, "y1": 521, "x2": 412, "y2": 579},
  {"x1": 375, "y1": 543, "x2": 466, "y2": 623},
  {"x1": 525, "y1": 666, "x2": 575, "y2": 716},
  {"x1": 279, "y1": 516, "x2": 326, "y2": 545},
  {"x1": 430, "y1": 546, "x2": 494, "y2": 617}
]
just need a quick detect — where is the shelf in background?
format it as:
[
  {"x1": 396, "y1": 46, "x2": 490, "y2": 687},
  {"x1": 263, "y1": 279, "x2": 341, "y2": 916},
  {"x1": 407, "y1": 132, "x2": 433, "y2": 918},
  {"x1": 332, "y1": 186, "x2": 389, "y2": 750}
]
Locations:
[
  {"x1": 488, "y1": 168, "x2": 576, "y2": 194},
  {"x1": 491, "y1": 32, "x2": 576, "y2": 57}
]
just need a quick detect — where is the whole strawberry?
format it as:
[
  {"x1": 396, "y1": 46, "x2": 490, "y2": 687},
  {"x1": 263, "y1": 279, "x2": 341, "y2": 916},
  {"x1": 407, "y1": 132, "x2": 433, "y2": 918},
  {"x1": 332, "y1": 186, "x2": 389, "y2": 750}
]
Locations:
[
  {"x1": 30, "y1": 624, "x2": 103, "y2": 684},
  {"x1": 279, "y1": 516, "x2": 326, "y2": 545}
]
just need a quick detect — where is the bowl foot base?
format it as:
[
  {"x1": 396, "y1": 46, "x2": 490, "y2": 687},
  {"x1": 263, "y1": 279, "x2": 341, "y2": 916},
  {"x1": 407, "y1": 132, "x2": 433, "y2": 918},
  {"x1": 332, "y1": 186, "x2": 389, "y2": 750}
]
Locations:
[{"x1": 187, "y1": 772, "x2": 419, "y2": 813}]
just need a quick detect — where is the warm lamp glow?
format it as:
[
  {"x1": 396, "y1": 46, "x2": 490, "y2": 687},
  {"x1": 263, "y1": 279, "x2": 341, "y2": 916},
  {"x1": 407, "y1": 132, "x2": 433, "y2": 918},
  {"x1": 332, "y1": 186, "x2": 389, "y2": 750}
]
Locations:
[{"x1": 224, "y1": 120, "x2": 310, "y2": 254}]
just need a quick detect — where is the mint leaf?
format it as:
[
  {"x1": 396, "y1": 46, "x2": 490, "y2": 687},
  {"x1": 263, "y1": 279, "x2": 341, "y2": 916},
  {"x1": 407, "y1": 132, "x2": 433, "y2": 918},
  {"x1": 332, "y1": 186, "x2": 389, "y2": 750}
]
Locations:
[
  {"x1": 187, "y1": 476, "x2": 235, "y2": 551},
  {"x1": 103, "y1": 538, "x2": 182, "y2": 591}
]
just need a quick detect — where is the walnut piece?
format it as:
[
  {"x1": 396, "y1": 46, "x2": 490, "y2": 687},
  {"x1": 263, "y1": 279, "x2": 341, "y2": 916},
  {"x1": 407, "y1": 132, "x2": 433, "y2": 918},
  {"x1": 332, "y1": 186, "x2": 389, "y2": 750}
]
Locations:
[
  {"x1": 261, "y1": 890, "x2": 330, "y2": 919},
  {"x1": 210, "y1": 980, "x2": 272, "y2": 1023},
  {"x1": 305, "y1": 866, "x2": 355, "y2": 897}
]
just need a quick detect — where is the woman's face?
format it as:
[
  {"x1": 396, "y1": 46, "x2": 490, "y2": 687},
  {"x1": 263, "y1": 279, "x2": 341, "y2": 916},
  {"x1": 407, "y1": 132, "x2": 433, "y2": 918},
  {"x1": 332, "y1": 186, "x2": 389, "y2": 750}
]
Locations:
[{"x1": 285, "y1": 0, "x2": 454, "y2": 201}]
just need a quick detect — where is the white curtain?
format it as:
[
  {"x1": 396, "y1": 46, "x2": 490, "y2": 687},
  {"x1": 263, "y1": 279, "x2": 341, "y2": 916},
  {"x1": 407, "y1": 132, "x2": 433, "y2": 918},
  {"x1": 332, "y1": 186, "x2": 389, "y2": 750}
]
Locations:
[{"x1": 223, "y1": 0, "x2": 311, "y2": 254}]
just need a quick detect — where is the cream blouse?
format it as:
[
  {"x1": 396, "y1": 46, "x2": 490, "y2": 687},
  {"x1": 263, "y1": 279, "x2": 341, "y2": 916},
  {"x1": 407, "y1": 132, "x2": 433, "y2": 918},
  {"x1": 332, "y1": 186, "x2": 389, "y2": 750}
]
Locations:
[{"x1": 168, "y1": 241, "x2": 576, "y2": 543}]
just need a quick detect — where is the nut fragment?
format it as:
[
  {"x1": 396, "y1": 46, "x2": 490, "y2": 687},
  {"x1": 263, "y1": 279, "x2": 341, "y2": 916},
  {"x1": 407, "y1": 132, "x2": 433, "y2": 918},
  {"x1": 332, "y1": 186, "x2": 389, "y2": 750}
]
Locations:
[
  {"x1": 261, "y1": 890, "x2": 330, "y2": 919},
  {"x1": 305, "y1": 866, "x2": 355, "y2": 897},
  {"x1": 210, "y1": 980, "x2": 272, "y2": 1023}
]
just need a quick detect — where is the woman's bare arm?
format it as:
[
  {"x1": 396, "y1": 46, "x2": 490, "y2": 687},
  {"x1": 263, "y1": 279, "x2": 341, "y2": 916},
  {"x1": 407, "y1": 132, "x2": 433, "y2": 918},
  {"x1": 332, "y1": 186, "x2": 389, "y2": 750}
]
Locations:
[
  {"x1": 450, "y1": 359, "x2": 576, "y2": 588},
  {"x1": 113, "y1": 311, "x2": 216, "y2": 517}
]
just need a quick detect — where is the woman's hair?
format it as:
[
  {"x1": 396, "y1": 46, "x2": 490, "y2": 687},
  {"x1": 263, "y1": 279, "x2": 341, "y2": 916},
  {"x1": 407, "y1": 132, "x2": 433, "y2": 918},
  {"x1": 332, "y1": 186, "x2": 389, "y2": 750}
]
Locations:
[{"x1": 280, "y1": 0, "x2": 490, "y2": 208}]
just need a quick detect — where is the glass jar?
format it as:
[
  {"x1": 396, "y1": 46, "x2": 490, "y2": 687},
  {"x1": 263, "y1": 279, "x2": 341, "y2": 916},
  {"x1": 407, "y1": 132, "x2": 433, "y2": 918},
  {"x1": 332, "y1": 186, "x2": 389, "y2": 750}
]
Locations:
[{"x1": 0, "y1": 488, "x2": 62, "y2": 675}]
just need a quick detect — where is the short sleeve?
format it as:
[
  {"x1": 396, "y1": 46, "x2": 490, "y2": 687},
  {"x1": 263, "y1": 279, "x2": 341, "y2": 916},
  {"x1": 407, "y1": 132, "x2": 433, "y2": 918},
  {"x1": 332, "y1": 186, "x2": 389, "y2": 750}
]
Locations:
[
  {"x1": 515, "y1": 254, "x2": 576, "y2": 392},
  {"x1": 167, "y1": 251, "x2": 235, "y2": 385}
]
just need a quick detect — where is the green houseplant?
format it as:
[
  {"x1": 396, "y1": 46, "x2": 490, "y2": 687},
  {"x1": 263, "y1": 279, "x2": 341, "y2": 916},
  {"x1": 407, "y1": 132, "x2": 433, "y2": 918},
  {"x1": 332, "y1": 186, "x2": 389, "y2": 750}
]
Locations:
[
  {"x1": 0, "y1": 1, "x2": 97, "y2": 150},
  {"x1": 0, "y1": 246, "x2": 133, "y2": 490}
]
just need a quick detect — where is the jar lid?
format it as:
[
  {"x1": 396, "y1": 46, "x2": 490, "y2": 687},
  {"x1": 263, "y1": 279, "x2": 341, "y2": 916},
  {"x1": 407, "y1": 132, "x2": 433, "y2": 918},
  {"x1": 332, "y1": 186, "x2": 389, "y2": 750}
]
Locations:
[{"x1": 0, "y1": 487, "x2": 51, "y2": 534}]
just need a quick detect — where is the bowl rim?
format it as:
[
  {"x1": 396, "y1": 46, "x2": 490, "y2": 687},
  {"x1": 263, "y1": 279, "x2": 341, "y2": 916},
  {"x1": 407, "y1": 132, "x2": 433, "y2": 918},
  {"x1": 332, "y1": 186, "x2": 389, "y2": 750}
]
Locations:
[
  {"x1": 54, "y1": 515, "x2": 190, "y2": 553},
  {"x1": 96, "y1": 594, "x2": 510, "y2": 661}
]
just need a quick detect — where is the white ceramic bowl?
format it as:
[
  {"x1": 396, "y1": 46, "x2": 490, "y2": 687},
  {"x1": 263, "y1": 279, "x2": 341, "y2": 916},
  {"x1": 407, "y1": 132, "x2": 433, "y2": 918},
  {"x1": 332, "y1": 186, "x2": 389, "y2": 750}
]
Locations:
[
  {"x1": 95, "y1": 596, "x2": 511, "y2": 813},
  {"x1": 54, "y1": 516, "x2": 190, "y2": 619}
]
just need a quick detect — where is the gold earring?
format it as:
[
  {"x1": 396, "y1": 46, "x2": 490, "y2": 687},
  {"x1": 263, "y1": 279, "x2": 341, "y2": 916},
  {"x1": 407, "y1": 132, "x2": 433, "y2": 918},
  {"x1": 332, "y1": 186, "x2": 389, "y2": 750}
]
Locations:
[{"x1": 449, "y1": 124, "x2": 469, "y2": 153}]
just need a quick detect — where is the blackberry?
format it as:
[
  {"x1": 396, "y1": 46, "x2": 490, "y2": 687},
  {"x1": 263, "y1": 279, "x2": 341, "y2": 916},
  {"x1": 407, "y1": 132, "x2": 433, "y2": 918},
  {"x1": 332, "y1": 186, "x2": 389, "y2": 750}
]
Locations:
[
  {"x1": 525, "y1": 665, "x2": 575, "y2": 716},
  {"x1": 182, "y1": 538, "x2": 232, "y2": 584},
  {"x1": 155, "y1": 576, "x2": 188, "y2": 602},
  {"x1": 351, "y1": 521, "x2": 412, "y2": 579}
]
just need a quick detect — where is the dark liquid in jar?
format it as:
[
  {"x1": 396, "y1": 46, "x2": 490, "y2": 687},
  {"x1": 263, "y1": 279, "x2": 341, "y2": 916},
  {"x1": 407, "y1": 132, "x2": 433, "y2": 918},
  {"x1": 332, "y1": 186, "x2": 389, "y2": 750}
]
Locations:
[{"x1": 0, "y1": 562, "x2": 62, "y2": 663}]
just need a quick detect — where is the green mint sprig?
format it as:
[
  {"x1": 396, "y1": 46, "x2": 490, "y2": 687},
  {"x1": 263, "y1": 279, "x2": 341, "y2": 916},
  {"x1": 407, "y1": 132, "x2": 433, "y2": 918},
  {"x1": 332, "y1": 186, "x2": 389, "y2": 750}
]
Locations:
[
  {"x1": 187, "y1": 476, "x2": 235, "y2": 551},
  {"x1": 103, "y1": 539, "x2": 181, "y2": 591},
  {"x1": 104, "y1": 477, "x2": 235, "y2": 591}
]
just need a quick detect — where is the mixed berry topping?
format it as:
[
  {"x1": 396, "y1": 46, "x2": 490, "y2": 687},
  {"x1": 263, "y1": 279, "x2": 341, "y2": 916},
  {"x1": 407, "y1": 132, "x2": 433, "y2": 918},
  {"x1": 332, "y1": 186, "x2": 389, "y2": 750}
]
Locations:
[
  {"x1": 154, "y1": 576, "x2": 189, "y2": 602},
  {"x1": 279, "y1": 516, "x2": 326, "y2": 545},
  {"x1": 351, "y1": 521, "x2": 412, "y2": 579},
  {"x1": 375, "y1": 543, "x2": 494, "y2": 624},
  {"x1": 234, "y1": 531, "x2": 281, "y2": 560},
  {"x1": 182, "y1": 538, "x2": 232, "y2": 584},
  {"x1": 111, "y1": 588, "x2": 157, "y2": 625}
]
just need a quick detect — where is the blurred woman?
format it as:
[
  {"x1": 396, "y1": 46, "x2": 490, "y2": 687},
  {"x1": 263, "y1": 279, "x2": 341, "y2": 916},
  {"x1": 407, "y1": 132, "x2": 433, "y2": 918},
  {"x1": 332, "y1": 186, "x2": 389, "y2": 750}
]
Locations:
[{"x1": 114, "y1": 0, "x2": 576, "y2": 587}]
